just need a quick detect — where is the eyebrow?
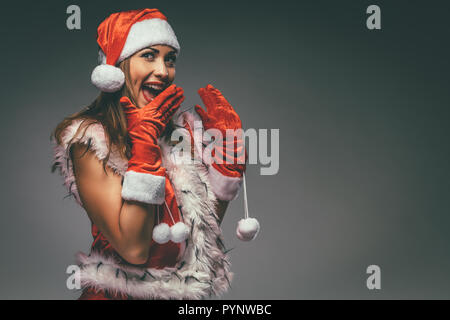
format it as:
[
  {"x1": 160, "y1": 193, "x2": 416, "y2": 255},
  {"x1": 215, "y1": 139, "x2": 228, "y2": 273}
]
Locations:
[{"x1": 145, "y1": 47, "x2": 177, "y2": 55}]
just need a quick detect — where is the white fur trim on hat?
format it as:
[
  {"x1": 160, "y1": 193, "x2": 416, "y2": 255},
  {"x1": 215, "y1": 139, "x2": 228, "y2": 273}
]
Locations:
[
  {"x1": 118, "y1": 18, "x2": 180, "y2": 62},
  {"x1": 91, "y1": 64, "x2": 125, "y2": 92}
]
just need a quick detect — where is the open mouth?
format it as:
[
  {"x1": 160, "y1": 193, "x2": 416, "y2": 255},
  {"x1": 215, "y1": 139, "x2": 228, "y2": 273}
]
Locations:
[{"x1": 142, "y1": 84, "x2": 164, "y2": 103}]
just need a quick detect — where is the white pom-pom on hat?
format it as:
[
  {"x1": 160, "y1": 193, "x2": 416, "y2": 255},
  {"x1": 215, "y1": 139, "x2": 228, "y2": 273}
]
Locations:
[
  {"x1": 152, "y1": 222, "x2": 171, "y2": 244},
  {"x1": 91, "y1": 64, "x2": 125, "y2": 92},
  {"x1": 236, "y1": 218, "x2": 260, "y2": 241},
  {"x1": 170, "y1": 222, "x2": 190, "y2": 243}
]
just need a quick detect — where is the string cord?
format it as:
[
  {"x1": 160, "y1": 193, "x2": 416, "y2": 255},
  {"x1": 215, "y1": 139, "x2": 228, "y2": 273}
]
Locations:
[
  {"x1": 243, "y1": 172, "x2": 249, "y2": 220},
  {"x1": 156, "y1": 205, "x2": 160, "y2": 224},
  {"x1": 164, "y1": 200, "x2": 176, "y2": 224}
]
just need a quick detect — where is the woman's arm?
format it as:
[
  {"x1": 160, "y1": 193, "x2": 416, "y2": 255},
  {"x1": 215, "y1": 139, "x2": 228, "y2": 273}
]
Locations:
[{"x1": 71, "y1": 143, "x2": 155, "y2": 265}]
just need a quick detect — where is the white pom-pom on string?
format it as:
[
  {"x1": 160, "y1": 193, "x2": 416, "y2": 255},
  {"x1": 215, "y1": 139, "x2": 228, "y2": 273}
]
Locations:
[
  {"x1": 91, "y1": 64, "x2": 125, "y2": 92},
  {"x1": 236, "y1": 218, "x2": 260, "y2": 241},
  {"x1": 170, "y1": 222, "x2": 190, "y2": 243},
  {"x1": 152, "y1": 223, "x2": 171, "y2": 244},
  {"x1": 236, "y1": 172, "x2": 260, "y2": 241},
  {"x1": 163, "y1": 199, "x2": 190, "y2": 243}
]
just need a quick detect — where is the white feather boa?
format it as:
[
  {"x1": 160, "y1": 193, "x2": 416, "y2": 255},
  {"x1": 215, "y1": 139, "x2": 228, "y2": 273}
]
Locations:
[{"x1": 52, "y1": 110, "x2": 234, "y2": 299}]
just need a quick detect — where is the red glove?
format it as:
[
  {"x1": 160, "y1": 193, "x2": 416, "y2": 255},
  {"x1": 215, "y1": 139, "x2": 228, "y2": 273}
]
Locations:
[
  {"x1": 120, "y1": 84, "x2": 184, "y2": 204},
  {"x1": 194, "y1": 84, "x2": 247, "y2": 202},
  {"x1": 194, "y1": 84, "x2": 247, "y2": 178}
]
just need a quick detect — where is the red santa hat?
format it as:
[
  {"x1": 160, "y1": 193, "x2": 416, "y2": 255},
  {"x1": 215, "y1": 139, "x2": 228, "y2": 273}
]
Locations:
[{"x1": 91, "y1": 8, "x2": 180, "y2": 92}]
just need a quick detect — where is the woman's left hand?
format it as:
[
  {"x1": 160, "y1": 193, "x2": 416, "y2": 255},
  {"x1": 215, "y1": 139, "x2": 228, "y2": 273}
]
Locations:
[
  {"x1": 194, "y1": 84, "x2": 242, "y2": 132},
  {"x1": 194, "y1": 84, "x2": 246, "y2": 176}
]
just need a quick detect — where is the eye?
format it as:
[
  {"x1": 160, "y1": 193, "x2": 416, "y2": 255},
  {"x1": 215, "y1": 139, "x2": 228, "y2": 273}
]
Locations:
[
  {"x1": 142, "y1": 52, "x2": 155, "y2": 60},
  {"x1": 166, "y1": 54, "x2": 177, "y2": 66}
]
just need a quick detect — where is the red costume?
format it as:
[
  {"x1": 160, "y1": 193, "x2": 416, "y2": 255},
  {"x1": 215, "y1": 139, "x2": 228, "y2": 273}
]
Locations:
[{"x1": 52, "y1": 8, "x2": 259, "y2": 300}]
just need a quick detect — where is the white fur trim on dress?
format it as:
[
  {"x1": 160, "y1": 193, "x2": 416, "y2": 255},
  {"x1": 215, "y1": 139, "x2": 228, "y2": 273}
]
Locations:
[
  {"x1": 118, "y1": 18, "x2": 180, "y2": 63},
  {"x1": 52, "y1": 119, "x2": 128, "y2": 206},
  {"x1": 54, "y1": 113, "x2": 234, "y2": 299},
  {"x1": 121, "y1": 170, "x2": 166, "y2": 204}
]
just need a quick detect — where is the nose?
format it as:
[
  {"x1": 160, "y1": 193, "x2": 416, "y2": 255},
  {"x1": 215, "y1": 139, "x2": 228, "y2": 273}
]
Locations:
[{"x1": 153, "y1": 58, "x2": 168, "y2": 79}]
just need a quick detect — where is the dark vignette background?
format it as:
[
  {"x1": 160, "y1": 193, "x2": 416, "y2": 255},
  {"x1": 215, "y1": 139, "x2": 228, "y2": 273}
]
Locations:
[{"x1": 0, "y1": 0, "x2": 449, "y2": 299}]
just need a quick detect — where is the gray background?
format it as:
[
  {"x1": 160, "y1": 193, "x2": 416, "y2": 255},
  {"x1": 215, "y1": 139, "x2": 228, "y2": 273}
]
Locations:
[{"x1": 0, "y1": 0, "x2": 449, "y2": 299}]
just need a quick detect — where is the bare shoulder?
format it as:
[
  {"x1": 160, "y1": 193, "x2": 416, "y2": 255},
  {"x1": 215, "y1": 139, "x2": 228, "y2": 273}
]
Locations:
[
  {"x1": 70, "y1": 142, "x2": 121, "y2": 181},
  {"x1": 71, "y1": 143, "x2": 99, "y2": 173}
]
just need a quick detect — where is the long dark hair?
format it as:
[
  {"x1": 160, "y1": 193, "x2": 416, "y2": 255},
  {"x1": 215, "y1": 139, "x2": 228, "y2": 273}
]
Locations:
[{"x1": 51, "y1": 58, "x2": 137, "y2": 174}]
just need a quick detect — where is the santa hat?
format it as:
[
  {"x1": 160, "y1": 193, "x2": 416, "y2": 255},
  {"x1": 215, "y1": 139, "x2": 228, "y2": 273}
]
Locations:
[{"x1": 91, "y1": 8, "x2": 180, "y2": 92}]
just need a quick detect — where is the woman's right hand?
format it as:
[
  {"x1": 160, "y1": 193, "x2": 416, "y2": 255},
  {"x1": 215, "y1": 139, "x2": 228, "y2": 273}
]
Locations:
[
  {"x1": 120, "y1": 84, "x2": 184, "y2": 205},
  {"x1": 120, "y1": 84, "x2": 184, "y2": 144}
]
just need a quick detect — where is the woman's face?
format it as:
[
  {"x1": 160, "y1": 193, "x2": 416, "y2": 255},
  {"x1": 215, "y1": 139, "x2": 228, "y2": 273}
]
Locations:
[{"x1": 128, "y1": 44, "x2": 177, "y2": 108}]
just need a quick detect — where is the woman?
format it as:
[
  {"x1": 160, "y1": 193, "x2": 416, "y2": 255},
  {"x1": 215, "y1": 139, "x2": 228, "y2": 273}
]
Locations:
[{"x1": 51, "y1": 8, "x2": 259, "y2": 300}]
